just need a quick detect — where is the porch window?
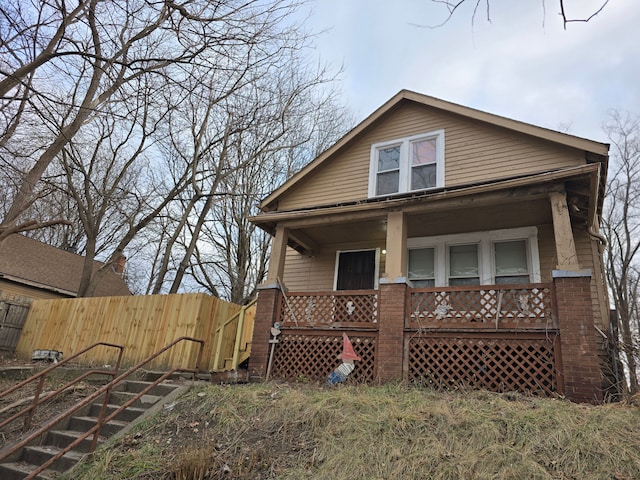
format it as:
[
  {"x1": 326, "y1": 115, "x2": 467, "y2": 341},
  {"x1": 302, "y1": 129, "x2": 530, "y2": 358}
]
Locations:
[
  {"x1": 494, "y1": 240, "x2": 529, "y2": 285},
  {"x1": 369, "y1": 130, "x2": 444, "y2": 197},
  {"x1": 448, "y1": 244, "x2": 480, "y2": 286},
  {"x1": 408, "y1": 247, "x2": 435, "y2": 287},
  {"x1": 406, "y1": 227, "x2": 541, "y2": 287}
]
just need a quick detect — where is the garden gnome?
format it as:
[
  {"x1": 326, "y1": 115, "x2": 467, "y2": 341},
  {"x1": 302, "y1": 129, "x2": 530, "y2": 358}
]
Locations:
[{"x1": 326, "y1": 333, "x2": 361, "y2": 385}]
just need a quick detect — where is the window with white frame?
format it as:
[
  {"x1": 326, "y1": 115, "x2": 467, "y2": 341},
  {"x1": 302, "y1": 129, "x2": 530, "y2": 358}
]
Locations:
[
  {"x1": 369, "y1": 130, "x2": 444, "y2": 197},
  {"x1": 408, "y1": 247, "x2": 435, "y2": 287},
  {"x1": 407, "y1": 227, "x2": 540, "y2": 287}
]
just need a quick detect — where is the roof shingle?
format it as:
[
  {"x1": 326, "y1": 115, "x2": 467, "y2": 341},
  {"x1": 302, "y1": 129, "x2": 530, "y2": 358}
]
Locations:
[{"x1": 0, "y1": 234, "x2": 131, "y2": 297}]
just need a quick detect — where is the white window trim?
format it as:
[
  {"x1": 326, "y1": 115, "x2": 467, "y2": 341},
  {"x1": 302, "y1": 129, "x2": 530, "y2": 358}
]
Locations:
[
  {"x1": 407, "y1": 227, "x2": 541, "y2": 287},
  {"x1": 333, "y1": 248, "x2": 381, "y2": 290},
  {"x1": 368, "y1": 130, "x2": 445, "y2": 198}
]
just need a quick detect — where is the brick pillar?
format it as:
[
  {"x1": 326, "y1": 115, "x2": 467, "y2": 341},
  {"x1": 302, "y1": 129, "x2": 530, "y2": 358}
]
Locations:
[
  {"x1": 553, "y1": 270, "x2": 602, "y2": 403},
  {"x1": 248, "y1": 285, "x2": 281, "y2": 381},
  {"x1": 376, "y1": 281, "x2": 407, "y2": 383}
]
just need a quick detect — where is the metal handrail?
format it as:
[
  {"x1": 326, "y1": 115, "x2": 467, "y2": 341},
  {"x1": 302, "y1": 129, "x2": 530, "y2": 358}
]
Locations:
[
  {"x1": 0, "y1": 336, "x2": 205, "y2": 480},
  {"x1": 0, "y1": 342, "x2": 125, "y2": 432}
]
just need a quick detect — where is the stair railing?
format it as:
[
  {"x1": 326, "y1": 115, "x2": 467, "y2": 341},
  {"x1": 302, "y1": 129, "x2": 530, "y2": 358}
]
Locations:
[
  {"x1": 0, "y1": 336, "x2": 205, "y2": 480},
  {"x1": 0, "y1": 342, "x2": 125, "y2": 432},
  {"x1": 212, "y1": 298, "x2": 256, "y2": 371}
]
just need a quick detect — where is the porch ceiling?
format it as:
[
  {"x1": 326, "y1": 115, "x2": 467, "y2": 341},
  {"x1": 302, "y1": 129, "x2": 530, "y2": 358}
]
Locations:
[{"x1": 289, "y1": 196, "x2": 553, "y2": 248}]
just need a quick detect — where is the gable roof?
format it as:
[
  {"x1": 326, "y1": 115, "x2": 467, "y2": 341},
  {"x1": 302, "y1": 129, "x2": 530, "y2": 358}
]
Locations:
[
  {"x1": 0, "y1": 234, "x2": 131, "y2": 297},
  {"x1": 260, "y1": 89, "x2": 609, "y2": 211}
]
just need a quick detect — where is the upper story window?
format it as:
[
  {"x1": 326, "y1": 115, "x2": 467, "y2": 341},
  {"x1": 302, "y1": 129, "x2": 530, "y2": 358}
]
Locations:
[{"x1": 369, "y1": 130, "x2": 445, "y2": 197}]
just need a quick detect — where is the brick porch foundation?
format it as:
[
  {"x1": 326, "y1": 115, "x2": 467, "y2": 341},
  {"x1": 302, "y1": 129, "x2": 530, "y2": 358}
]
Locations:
[{"x1": 553, "y1": 270, "x2": 603, "y2": 403}]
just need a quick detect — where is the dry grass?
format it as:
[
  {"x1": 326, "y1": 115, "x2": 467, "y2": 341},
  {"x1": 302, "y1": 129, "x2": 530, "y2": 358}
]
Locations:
[{"x1": 66, "y1": 383, "x2": 640, "y2": 480}]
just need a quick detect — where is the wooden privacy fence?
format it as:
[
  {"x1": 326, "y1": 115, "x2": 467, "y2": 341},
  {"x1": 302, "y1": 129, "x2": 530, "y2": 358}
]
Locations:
[
  {"x1": 0, "y1": 292, "x2": 32, "y2": 354},
  {"x1": 15, "y1": 293, "x2": 255, "y2": 371}
]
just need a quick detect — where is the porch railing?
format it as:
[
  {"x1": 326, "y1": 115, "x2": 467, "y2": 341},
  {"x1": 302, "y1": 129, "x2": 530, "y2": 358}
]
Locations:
[
  {"x1": 278, "y1": 290, "x2": 378, "y2": 329},
  {"x1": 407, "y1": 283, "x2": 557, "y2": 330}
]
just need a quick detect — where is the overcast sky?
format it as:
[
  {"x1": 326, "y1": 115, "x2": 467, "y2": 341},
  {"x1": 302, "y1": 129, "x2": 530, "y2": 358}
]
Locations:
[{"x1": 305, "y1": 0, "x2": 639, "y2": 144}]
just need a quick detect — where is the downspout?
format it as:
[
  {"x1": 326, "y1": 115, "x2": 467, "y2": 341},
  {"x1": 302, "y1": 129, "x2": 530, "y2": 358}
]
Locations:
[{"x1": 588, "y1": 226, "x2": 607, "y2": 254}]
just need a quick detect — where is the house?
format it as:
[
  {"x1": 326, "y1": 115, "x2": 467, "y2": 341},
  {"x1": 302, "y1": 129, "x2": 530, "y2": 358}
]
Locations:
[
  {"x1": 248, "y1": 90, "x2": 613, "y2": 403},
  {"x1": 0, "y1": 234, "x2": 131, "y2": 301}
]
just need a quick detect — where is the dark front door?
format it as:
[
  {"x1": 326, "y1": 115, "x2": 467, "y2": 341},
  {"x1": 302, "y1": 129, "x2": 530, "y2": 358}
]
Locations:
[{"x1": 336, "y1": 250, "x2": 376, "y2": 290}]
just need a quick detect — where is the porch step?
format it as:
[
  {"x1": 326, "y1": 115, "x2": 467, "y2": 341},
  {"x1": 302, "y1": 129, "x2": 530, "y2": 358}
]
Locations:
[{"x1": 0, "y1": 379, "x2": 185, "y2": 479}]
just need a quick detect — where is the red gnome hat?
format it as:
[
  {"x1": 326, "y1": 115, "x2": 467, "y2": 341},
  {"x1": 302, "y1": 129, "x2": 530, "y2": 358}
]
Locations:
[{"x1": 339, "y1": 333, "x2": 361, "y2": 361}]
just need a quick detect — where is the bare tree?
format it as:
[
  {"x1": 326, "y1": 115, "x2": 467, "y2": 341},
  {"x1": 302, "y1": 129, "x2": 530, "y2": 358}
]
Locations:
[
  {"x1": 191, "y1": 87, "x2": 354, "y2": 303},
  {"x1": 603, "y1": 110, "x2": 640, "y2": 393},
  {"x1": 0, "y1": 0, "x2": 304, "y2": 240},
  {"x1": 425, "y1": 0, "x2": 609, "y2": 29}
]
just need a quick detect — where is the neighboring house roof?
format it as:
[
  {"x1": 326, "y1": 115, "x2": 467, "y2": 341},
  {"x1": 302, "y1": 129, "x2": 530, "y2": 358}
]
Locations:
[
  {"x1": 0, "y1": 234, "x2": 131, "y2": 297},
  {"x1": 259, "y1": 89, "x2": 609, "y2": 211}
]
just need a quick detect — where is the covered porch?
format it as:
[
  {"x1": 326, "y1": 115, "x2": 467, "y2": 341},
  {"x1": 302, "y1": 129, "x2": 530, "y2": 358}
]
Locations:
[{"x1": 249, "y1": 166, "x2": 605, "y2": 403}]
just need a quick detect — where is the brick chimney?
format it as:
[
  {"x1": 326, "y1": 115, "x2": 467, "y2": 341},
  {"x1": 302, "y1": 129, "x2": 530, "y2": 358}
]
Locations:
[{"x1": 113, "y1": 255, "x2": 126, "y2": 275}]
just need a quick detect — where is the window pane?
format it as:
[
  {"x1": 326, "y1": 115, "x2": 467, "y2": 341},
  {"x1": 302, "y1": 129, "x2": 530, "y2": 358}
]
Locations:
[
  {"x1": 495, "y1": 240, "x2": 528, "y2": 276},
  {"x1": 376, "y1": 170, "x2": 399, "y2": 195},
  {"x1": 449, "y1": 277, "x2": 480, "y2": 286},
  {"x1": 449, "y1": 244, "x2": 478, "y2": 277},
  {"x1": 408, "y1": 248, "x2": 434, "y2": 279},
  {"x1": 411, "y1": 164, "x2": 437, "y2": 190},
  {"x1": 378, "y1": 145, "x2": 400, "y2": 171},
  {"x1": 412, "y1": 139, "x2": 436, "y2": 166},
  {"x1": 495, "y1": 275, "x2": 530, "y2": 285},
  {"x1": 412, "y1": 279, "x2": 435, "y2": 288}
]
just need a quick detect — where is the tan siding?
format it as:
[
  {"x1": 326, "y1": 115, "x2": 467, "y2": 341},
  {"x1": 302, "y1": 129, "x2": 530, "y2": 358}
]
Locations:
[
  {"x1": 0, "y1": 279, "x2": 69, "y2": 301},
  {"x1": 283, "y1": 247, "x2": 336, "y2": 291},
  {"x1": 283, "y1": 241, "x2": 386, "y2": 292},
  {"x1": 278, "y1": 102, "x2": 585, "y2": 211},
  {"x1": 574, "y1": 229, "x2": 607, "y2": 330}
]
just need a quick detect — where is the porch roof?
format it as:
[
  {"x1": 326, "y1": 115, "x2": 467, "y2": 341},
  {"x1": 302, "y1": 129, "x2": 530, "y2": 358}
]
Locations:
[{"x1": 250, "y1": 164, "x2": 601, "y2": 254}]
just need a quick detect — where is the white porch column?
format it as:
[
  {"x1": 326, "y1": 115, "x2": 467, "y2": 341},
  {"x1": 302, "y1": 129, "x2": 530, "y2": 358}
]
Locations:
[
  {"x1": 383, "y1": 211, "x2": 408, "y2": 282},
  {"x1": 549, "y1": 191, "x2": 580, "y2": 271},
  {"x1": 265, "y1": 225, "x2": 288, "y2": 284}
]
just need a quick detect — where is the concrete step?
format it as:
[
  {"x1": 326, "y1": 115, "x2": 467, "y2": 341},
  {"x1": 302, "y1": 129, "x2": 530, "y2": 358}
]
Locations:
[
  {"x1": 0, "y1": 461, "x2": 58, "y2": 480},
  {"x1": 108, "y1": 390, "x2": 163, "y2": 408},
  {"x1": 88, "y1": 402, "x2": 147, "y2": 422},
  {"x1": 21, "y1": 445, "x2": 84, "y2": 472},
  {"x1": 44, "y1": 429, "x2": 105, "y2": 453},
  {"x1": 68, "y1": 415, "x2": 128, "y2": 437},
  {"x1": 0, "y1": 377, "x2": 187, "y2": 479},
  {"x1": 116, "y1": 380, "x2": 179, "y2": 397}
]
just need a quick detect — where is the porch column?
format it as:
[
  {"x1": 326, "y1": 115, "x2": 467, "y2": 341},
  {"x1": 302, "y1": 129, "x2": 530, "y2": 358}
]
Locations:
[
  {"x1": 248, "y1": 285, "x2": 282, "y2": 381},
  {"x1": 376, "y1": 282, "x2": 407, "y2": 383},
  {"x1": 549, "y1": 191, "x2": 580, "y2": 270},
  {"x1": 553, "y1": 270, "x2": 603, "y2": 403},
  {"x1": 383, "y1": 211, "x2": 408, "y2": 282},
  {"x1": 377, "y1": 211, "x2": 408, "y2": 382},
  {"x1": 265, "y1": 225, "x2": 288, "y2": 284}
]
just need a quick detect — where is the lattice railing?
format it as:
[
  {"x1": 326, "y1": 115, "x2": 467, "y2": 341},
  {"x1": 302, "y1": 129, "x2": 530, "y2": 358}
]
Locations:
[
  {"x1": 408, "y1": 284, "x2": 556, "y2": 330},
  {"x1": 406, "y1": 335, "x2": 558, "y2": 395},
  {"x1": 269, "y1": 331, "x2": 376, "y2": 383},
  {"x1": 279, "y1": 290, "x2": 378, "y2": 329}
]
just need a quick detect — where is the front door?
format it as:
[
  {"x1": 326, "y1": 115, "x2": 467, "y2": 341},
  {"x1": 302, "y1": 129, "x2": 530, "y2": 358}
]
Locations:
[{"x1": 336, "y1": 250, "x2": 376, "y2": 290}]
